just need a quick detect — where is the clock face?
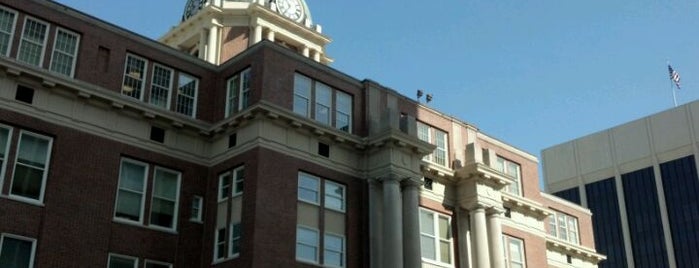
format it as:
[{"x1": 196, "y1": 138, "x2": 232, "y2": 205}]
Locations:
[{"x1": 276, "y1": 0, "x2": 304, "y2": 22}]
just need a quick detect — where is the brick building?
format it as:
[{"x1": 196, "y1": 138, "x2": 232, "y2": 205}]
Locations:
[{"x1": 0, "y1": 0, "x2": 603, "y2": 267}]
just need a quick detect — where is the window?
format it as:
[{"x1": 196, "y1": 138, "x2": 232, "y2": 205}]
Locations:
[
  {"x1": 149, "y1": 64, "x2": 173, "y2": 109},
  {"x1": 190, "y1": 195, "x2": 203, "y2": 222},
  {"x1": 176, "y1": 73, "x2": 198, "y2": 117},
  {"x1": 419, "y1": 209, "x2": 453, "y2": 265},
  {"x1": 416, "y1": 121, "x2": 448, "y2": 167},
  {"x1": 49, "y1": 28, "x2": 80, "y2": 77},
  {"x1": 114, "y1": 159, "x2": 181, "y2": 231},
  {"x1": 219, "y1": 166, "x2": 244, "y2": 201},
  {"x1": 548, "y1": 211, "x2": 579, "y2": 244},
  {"x1": 0, "y1": 125, "x2": 10, "y2": 187},
  {"x1": 144, "y1": 260, "x2": 172, "y2": 268},
  {"x1": 215, "y1": 166, "x2": 245, "y2": 262},
  {"x1": 214, "y1": 228, "x2": 226, "y2": 261},
  {"x1": 114, "y1": 159, "x2": 148, "y2": 223},
  {"x1": 15, "y1": 85, "x2": 34, "y2": 104},
  {"x1": 108, "y1": 254, "x2": 137, "y2": 268},
  {"x1": 296, "y1": 226, "x2": 319, "y2": 263},
  {"x1": 296, "y1": 172, "x2": 346, "y2": 266},
  {"x1": 293, "y1": 73, "x2": 353, "y2": 133},
  {"x1": 503, "y1": 236, "x2": 525, "y2": 268},
  {"x1": 9, "y1": 131, "x2": 53, "y2": 203},
  {"x1": 0, "y1": 234, "x2": 36, "y2": 268},
  {"x1": 230, "y1": 223, "x2": 241, "y2": 256},
  {"x1": 226, "y1": 68, "x2": 251, "y2": 117},
  {"x1": 17, "y1": 17, "x2": 48, "y2": 66},
  {"x1": 0, "y1": 7, "x2": 17, "y2": 57},
  {"x1": 122, "y1": 54, "x2": 147, "y2": 100},
  {"x1": 495, "y1": 156, "x2": 522, "y2": 196},
  {"x1": 149, "y1": 167, "x2": 181, "y2": 230}
]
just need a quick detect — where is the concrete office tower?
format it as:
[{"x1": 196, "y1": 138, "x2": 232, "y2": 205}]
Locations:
[
  {"x1": 543, "y1": 101, "x2": 699, "y2": 268},
  {"x1": 0, "y1": 0, "x2": 603, "y2": 267}
]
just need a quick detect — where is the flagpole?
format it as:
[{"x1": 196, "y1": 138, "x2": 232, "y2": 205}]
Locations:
[{"x1": 672, "y1": 81, "x2": 678, "y2": 107}]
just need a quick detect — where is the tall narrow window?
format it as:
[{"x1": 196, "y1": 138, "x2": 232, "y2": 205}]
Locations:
[
  {"x1": 214, "y1": 228, "x2": 226, "y2": 261},
  {"x1": 149, "y1": 64, "x2": 173, "y2": 109},
  {"x1": 108, "y1": 254, "x2": 138, "y2": 268},
  {"x1": 548, "y1": 211, "x2": 579, "y2": 244},
  {"x1": 122, "y1": 54, "x2": 147, "y2": 100},
  {"x1": 114, "y1": 159, "x2": 148, "y2": 223},
  {"x1": 233, "y1": 166, "x2": 244, "y2": 196},
  {"x1": 298, "y1": 173, "x2": 320, "y2": 204},
  {"x1": 49, "y1": 28, "x2": 80, "y2": 77},
  {"x1": 314, "y1": 82, "x2": 331, "y2": 125},
  {"x1": 296, "y1": 226, "x2": 319, "y2": 263},
  {"x1": 230, "y1": 223, "x2": 241, "y2": 256},
  {"x1": 495, "y1": 156, "x2": 522, "y2": 196},
  {"x1": 150, "y1": 167, "x2": 181, "y2": 230},
  {"x1": 416, "y1": 122, "x2": 449, "y2": 167},
  {"x1": 325, "y1": 181, "x2": 345, "y2": 212},
  {"x1": 0, "y1": 7, "x2": 17, "y2": 57},
  {"x1": 335, "y1": 91, "x2": 352, "y2": 133},
  {"x1": 0, "y1": 234, "x2": 36, "y2": 268},
  {"x1": 419, "y1": 209, "x2": 453, "y2": 265},
  {"x1": 215, "y1": 166, "x2": 245, "y2": 262},
  {"x1": 17, "y1": 17, "x2": 48, "y2": 66},
  {"x1": 10, "y1": 131, "x2": 53, "y2": 203},
  {"x1": 176, "y1": 73, "x2": 197, "y2": 117},
  {"x1": 191, "y1": 195, "x2": 203, "y2": 222},
  {"x1": 226, "y1": 68, "x2": 251, "y2": 117},
  {"x1": 0, "y1": 125, "x2": 11, "y2": 188},
  {"x1": 293, "y1": 74, "x2": 312, "y2": 117},
  {"x1": 503, "y1": 236, "x2": 526, "y2": 268},
  {"x1": 324, "y1": 233, "x2": 345, "y2": 267}
]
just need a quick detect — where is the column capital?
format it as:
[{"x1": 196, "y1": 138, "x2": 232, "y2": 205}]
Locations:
[
  {"x1": 379, "y1": 175, "x2": 404, "y2": 184},
  {"x1": 401, "y1": 178, "x2": 423, "y2": 188},
  {"x1": 487, "y1": 206, "x2": 506, "y2": 216}
]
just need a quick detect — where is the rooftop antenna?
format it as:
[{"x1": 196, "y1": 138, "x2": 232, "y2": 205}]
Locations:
[
  {"x1": 426, "y1": 94, "x2": 433, "y2": 104},
  {"x1": 417, "y1": 89, "x2": 424, "y2": 102}
]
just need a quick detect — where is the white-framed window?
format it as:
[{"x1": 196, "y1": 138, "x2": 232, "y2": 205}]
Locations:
[
  {"x1": 49, "y1": 27, "x2": 80, "y2": 77},
  {"x1": 214, "y1": 227, "x2": 227, "y2": 261},
  {"x1": 0, "y1": 125, "x2": 13, "y2": 192},
  {"x1": 122, "y1": 54, "x2": 147, "y2": 100},
  {"x1": 9, "y1": 130, "x2": 53, "y2": 204},
  {"x1": 149, "y1": 167, "x2": 181, "y2": 230},
  {"x1": 108, "y1": 253, "x2": 138, "y2": 268},
  {"x1": 503, "y1": 235, "x2": 526, "y2": 268},
  {"x1": 298, "y1": 173, "x2": 320, "y2": 204},
  {"x1": 149, "y1": 64, "x2": 173, "y2": 109},
  {"x1": 495, "y1": 156, "x2": 522, "y2": 196},
  {"x1": 296, "y1": 226, "x2": 319, "y2": 263},
  {"x1": 190, "y1": 195, "x2": 203, "y2": 222},
  {"x1": 0, "y1": 233, "x2": 37, "y2": 268},
  {"x1": 416, "y1": 121, "x2": 449, "y2": 167},
  {"x1": 114, "y1": 159, "x2": 148, "y2": 223},
  {"x1": 0, "y1": 7, "x2": 18, "y2": 57},
  {"x1": 17, "y1": 17, "x2": 49, "y2": 67},
  {"x1": 144, "y1": 260, "x2": 172, "y2": 268},
  {"x1": 219, "y1": 166, "x2": 244, "y2": 201},
  {"x1": 324, "y1": 233, "x2": 345, "y2": 268},
  {"x1": 324, "y1": 181, "x2": 345, "y2": 212},
  {"x1": 293, "y1": 73, "x2": 353, "y2": 133},
  {"x1": 229, "y1": 222, "x2": 241, "y2": 257},
  {"x1": 226, "y1": 68, "x2": 251, "y2": 117},
  {"x1": 419, "y1": 209, "x2": 453, "y2": 265},
  {"x1": 548, "y1": 211, "x2": 579, "y2": 244},
  {"x1": 335, "y1": 91, "x2": 352, "y2": 132},
  {"x1": 176, "y1": 73, "x2": 198, "y2": 117}
]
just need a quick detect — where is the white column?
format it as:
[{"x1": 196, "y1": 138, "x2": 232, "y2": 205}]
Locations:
[
  {"x1": 266, "y1": 30, "x2": 275, "y2": 42},
  {"x1": 207, "y1": 25, "x2": 219, "y2": 64},
  {"x1": 402, "y1": 179, "x2": 422, "y2": 268},
  {"x1": 382, "y1": 176, "x2": 404, "y2": 268},
  {"x1": 457, "y1": 208, "x2": 473, "y2": 268},
  {"x1": 369, "y1": 179, "x2": 383, "y2": 268},
  {"x1": 312, "y1": 50, "x2": 321, "y2": 62},
  {"x1": 488, "y1": 208, "x2": 505, "y2": 268},
  {"x1": 302, "y1": 46, "x2": 310, "y2": 57},
  {"x1": 470, "y1": 207, "x2": 490, "y2": 268},
  {"x1": 198, "y1": 28, "x2": 207, "y2": 60},
  {"x1": 253, "y1": 25, "x2": 263, "y2": 44}
]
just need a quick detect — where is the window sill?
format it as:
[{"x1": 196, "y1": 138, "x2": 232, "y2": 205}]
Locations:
[
  {"x1": 421, "y1": 258, "x2": 454, "y2": 268},
  {"x1": 3, "y1": 194, "x2": 45, "y2": 207},
  {"x1": 112, "y1": 218, "x2": 178, "y2": 235},
  {"x1": 212, "y1": 254, "x2": 239, "y2": 265},
  {"x1": 189, "y1": 218, "x2": 203, "y2": 224}
]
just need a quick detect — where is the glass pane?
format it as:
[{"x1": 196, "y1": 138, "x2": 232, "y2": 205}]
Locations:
[
  {"x1": 109, "y1": 256, "x2": 136, "y2": 268},
  {"x1": 294, "y1": 74, "x2": 311, "y2": 97},
  {"x1": 315, "y1": 105, "x2": 330, "y2": 125},
  {"x1": 326, "y1": 182, "x2": 343, "y2": 198},
  {"x1": 150, "y1": 198, "x2": 174, "y2": 228},
  {"x1": 439, "y1": 240, "x2": 451, "y2": 263},
  {"x1": 154, "y1": 169, "x2": 178, "y2": 199},
  {"x1": 297, "y1": 228, "x2": 318, "y2": 245},
  {"x1": 325, "y1": 234, "x2": 343, "y2": 251},
  {"x1": 438, "y1": 216, "x2": 450, "y2": 239},
  {"x1": 336, "y1": 112, "x2": 350, "y2": 132},
  {"x1": 293, "y1": 96, "x2": 309, "y2": 116},
  {"x1": 17, "y1": 134, "x2": 49, "y2": 168},
  {"x1": 419, "y1": 210, "x2": 434, "y2": 235},
  {"x1": 11, "y1": 165, "x2": 43, "y2": 200},
  {"x1": 0, "y1": 237, "x2": 32, "y2": 268},
  {"x1": 296, "y1": 244, "x2": 317, "y2": 261},
  {"x1": 115, "y1": 190, "x2": 142, "y2": 221},
  {"x1": 234, "y1": 168, "x2": 245, "y2": 194},
  {"x1": 336, "y1": 91, "x2": 351, "y2": 113},
  {"x1": 315, "y1": 83, "x2": 331, "y2": 106},
  {"x1": 324, "y1": 251, "x2": 342, "y2": 266},
  {"x1": 420, "y1": 235, "x2": 436, "y2": 260},
  {"x1": 417, "y1": 123, "x2": 429, "y2": 142},
  {"x1": 298, "y1": 175, "x2": 319, "y2": 202},
  {"x1": 509, "y1": 240, "x2": 523, "y2": 262},
  {"x1": 0, "y1": 128, "x2": 9, "y2": 158},
  {"x1": 219, "y1": 174, "x2": 231, "y2": 199},
  {"x1": 120, "y1": 162, "x2": 145, "y2": 192}
]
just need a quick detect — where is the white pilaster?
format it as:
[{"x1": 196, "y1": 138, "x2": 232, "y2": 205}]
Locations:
[
  {"x1": 470, "y1": 207, "x2": 490, "y2": 268},
  {"x1": 457, "y1": 208, "x2": 473, "y2": 268},
  {"x1": 266, "y1": 30, "x2": 275, "y2": 42},
  {"x1": 382, "y1": 176, "x2": 404, "y2": 268},
  {"x1": 487, "y1": 208, "x2": 505, "y2": 268},
  {"x1": 312, "y1": 50, "x2": 321, "y2": 62},
  {"x1": 253, "y1": 25, "x2": 263, "y2": 44},
  {"x1": 207, "y1": 25, "x2": 219, "y2": 64},
  {"x1": 198, "y1": 28, "x2": 207, "y2": 60},
  {"x1": 402, "y1": 179, "x2": 422, "y2": 268},
  {"x1": 369, "y1": 179, "x2": 383, "y2": 268},
  {"x1": 302, "y1": 46, "x2": 310, "y2": 57}
]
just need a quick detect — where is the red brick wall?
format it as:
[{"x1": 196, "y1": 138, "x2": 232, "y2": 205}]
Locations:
[{"x1": 220, "y1": 26, "x2": 250, "y2": 64}]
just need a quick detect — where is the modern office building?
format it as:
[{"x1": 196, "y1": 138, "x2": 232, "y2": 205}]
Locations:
[
  {"x1": 0, "y1": 0, "x2": 603, "y2": 267},
  {"x1": 543, "y1": 101, "x2": 699, "y2": 268}
]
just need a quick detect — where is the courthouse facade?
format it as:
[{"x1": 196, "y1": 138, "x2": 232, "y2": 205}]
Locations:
[{"x1": 0, "y1": 0, "x2": 603, "y2": 267}]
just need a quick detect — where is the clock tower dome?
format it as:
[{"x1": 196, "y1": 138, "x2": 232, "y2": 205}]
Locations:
[{"x1": 161, "y1": 0, "x2": 331, "y2": 65}]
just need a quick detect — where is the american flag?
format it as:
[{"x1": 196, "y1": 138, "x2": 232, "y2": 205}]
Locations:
[{"x1": 669, "y1": 65, "x2": 681, "y2": 89}]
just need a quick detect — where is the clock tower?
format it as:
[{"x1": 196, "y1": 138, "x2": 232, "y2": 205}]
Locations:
[{"x1": 161, "y1": 0, "x2": 332, "y2": 65}]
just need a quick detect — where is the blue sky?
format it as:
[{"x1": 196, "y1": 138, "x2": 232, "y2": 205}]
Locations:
[{"x1": 58, "y1": 0, "x2": 699, "y2": 184}]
